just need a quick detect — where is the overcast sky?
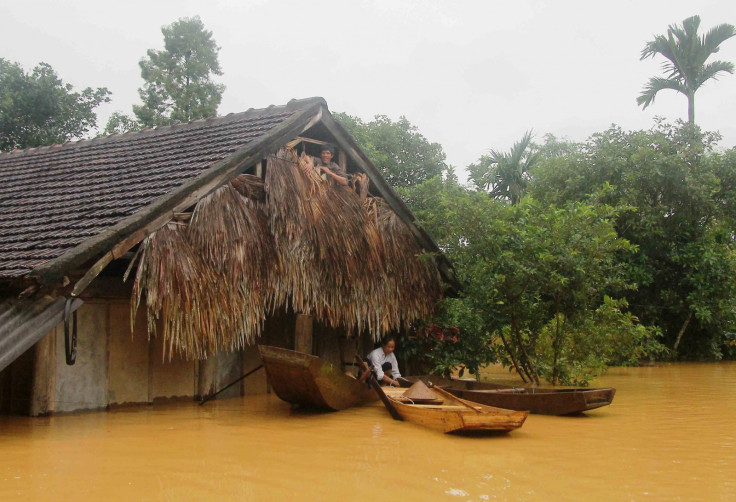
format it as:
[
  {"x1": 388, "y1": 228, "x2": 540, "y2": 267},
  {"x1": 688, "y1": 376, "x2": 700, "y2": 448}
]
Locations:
[{"x1": 4, "y1": 1, "x2": 735, "y2": 178}]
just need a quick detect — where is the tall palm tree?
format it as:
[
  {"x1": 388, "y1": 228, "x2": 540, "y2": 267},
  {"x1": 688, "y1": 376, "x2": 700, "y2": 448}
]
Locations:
[
  {"x1": 469, "y1": 130, "x2": 539, "y2": 204},
  {"x1": 638, "y1": 15, "x2": 736, "y2": 124}
]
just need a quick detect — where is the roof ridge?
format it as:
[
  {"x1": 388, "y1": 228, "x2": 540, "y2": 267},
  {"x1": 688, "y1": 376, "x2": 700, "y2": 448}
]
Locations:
[{"x1": 0, "y1": 97, "x2": 327, "y2": 160}]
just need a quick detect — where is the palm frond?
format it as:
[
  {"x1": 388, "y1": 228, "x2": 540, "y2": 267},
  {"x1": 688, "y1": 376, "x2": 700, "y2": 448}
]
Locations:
[
  {"x1": 636, "y1": 76, "x2": 686, "y2": 108},
  {"x1": 703, "y1": 23, "x2": 736, "y2": 55},
  {"x1": 698, "y1": 60, "x2": 735, "y2": 86}
]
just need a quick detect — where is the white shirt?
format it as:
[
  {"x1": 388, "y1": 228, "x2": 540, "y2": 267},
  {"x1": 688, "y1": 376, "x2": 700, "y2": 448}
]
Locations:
[{"x1": 367, "y1": 347, "x2": 401, "y2": 381}]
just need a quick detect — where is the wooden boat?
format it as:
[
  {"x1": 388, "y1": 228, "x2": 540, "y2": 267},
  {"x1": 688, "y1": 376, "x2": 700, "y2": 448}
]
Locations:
[
  {"x1": 258, "y1": 345, "x2": 377, "y2": 411},
  {"x1": 410, "y1": 375, "x2": 615, "y2": 415},
  {"x1": 378, "y1": 381, "x2": 528, "y2": 434}
]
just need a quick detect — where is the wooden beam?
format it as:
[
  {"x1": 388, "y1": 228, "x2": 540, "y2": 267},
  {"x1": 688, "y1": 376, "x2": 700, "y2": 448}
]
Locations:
[
  {"x1": 70, "y1": 211, "x2": 176, "y2": 297},
  {"x1": 294, "y1": 314, "x2": 313, "y2": 354},
  {"x1": 285, "y1": 136, "x2": 329, "y2": 149},
  {"x1": 30, "y1": 328, "x2": 56, "y2": 416}
]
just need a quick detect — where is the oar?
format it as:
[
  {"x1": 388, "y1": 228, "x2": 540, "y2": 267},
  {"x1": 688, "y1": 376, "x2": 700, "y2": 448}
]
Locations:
[
  {"x1": 199, "y1": 364, "x2": 264, "y2": 405},
  {"x1": 355, "y1": 356, "x2": 403, "y2": 421}
]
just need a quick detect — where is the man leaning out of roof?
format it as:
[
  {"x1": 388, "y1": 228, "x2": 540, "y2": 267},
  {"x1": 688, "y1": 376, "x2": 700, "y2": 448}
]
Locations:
[{"x1": 314, "y1": 143, "x2": 349, "y2": 186}]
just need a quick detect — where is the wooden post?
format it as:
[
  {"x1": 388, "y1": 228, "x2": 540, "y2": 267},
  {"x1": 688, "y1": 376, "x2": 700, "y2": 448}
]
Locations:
[
  {"x1": 294, "y1": 314, "x2": 313, "y2": 354},
  {"x1": 30, "y1": 329, "x2": 56, "y2": 416}
]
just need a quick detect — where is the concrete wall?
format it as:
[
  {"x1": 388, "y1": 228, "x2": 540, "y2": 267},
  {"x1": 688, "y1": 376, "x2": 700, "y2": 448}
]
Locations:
[
  {"x1": 107, "y1": 302, "x2": 149, "y2": 405},
  {"x1": 4, "y1": 296, "x2": 364, "y2": 416},
  {"x1": 241, "y1": 344, "x2": 267, "y2": 396},
  {"x1": 54, "y1": 301, "x2": 108, "y2": 412},
  {"x1": 32, "y1": 300, "x2": 232, "y2": 414}
]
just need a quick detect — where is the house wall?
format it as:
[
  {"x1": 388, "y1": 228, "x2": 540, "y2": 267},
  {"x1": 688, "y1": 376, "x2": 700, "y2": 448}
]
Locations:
[
  {"x1": 54, "y1": 301, "x2": 108, "y2": 412},
  {"x1": 19, "y1": 299, "x2": 301, "y2": 416},
  {"x1": 3, "y1": 295, "x2": 361, "y2": 417},
  {"x1": 107, "y1": 302, "x2": 149, "y2": 405}
]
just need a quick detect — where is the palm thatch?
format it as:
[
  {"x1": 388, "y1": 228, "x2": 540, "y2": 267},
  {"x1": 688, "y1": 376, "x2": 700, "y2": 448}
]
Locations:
[
  {"x1": 369, "y1": 198, "x2": 442, "y2": 333},
  {"x1": 132, "y1": 148, "x2": 442, "y2": 359},
  {"x1": 266, "y1": 149, "x2": 385, "y2": 332},
  {"x1": 132, "y1": 222, "x2": 222, "y2": 360}
]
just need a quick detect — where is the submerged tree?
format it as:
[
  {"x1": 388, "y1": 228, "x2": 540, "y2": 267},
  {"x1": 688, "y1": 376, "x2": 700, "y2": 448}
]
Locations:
[
  {"x1": 468, "y1": 130, "x2": 539, "y2": 204},
  {"x1": 133, "y1": 16, "x2": 225, "y2": 127},
  {"x1": 405, "y1": 177, "x2": 661, "y2": 385},
  {"x1": 638, "y1": 15, "x2": 736, "y2": 124},
  {"x1": 530, "y1": 122, "x2": 736, "y2": 360},
  {"x1": 0, "y1": 59, "x2": 110, "y2": 151}
]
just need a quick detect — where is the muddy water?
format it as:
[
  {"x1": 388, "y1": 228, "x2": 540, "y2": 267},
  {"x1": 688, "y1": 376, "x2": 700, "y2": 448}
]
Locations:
[{"x1": 1, "y1": 362, "x2": 734, "y2": 501}]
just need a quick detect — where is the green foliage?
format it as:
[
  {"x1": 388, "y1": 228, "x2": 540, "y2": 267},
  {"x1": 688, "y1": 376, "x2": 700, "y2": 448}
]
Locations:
[
  {"x1": 530, "y1": 121, "x2": 736, "y2": 359},
  {"x1": 398, "y1": 298, "x2": 496, "y2": 379},
  {"x1": 535, "y1": 133, "x2": 581, "y2": 161},
  {"x1": 404, "y1": 177, "x2": 662, "y2": 384},
  {"x1": 333, "y1": 112, "x2": 449, "y2": 187},
  {"x1": 536, "y1": 297, "x2": 667, "y2": 386},
  {"x1": 104, "y1": 111, "x2": 140, "y2": 135},
  {"x1": 638, "y1": 15, "x2": 736, "y2": 123},
  {"x1": 0, "y1": 59, "x2": 110, "y2": 151},
  {"x1": 467, "y1": 130, "x2": 540, "y2": 204},
  {"x1": 133, "y1": 16, "x2": 225, "y2": 127}
]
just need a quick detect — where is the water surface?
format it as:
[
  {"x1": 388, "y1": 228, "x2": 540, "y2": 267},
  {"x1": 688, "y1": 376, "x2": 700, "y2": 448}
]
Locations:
[{"x1": 1, "y1": 362, "x2": 734, "y2": 501}]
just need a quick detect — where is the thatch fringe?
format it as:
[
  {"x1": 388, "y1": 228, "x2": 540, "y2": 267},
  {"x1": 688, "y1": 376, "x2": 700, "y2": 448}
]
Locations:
[
  {"x1": 132, "y1": 148, "x2": 442, "y2": 359},
  {"x1": 132, "y1": 222, "x2": 223, "y2": 360}
]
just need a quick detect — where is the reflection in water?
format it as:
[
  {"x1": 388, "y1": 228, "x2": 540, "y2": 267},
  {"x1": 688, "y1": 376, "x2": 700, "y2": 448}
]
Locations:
[{"x1": 1, "y1": 363, "x2": 735, "y2": 501}]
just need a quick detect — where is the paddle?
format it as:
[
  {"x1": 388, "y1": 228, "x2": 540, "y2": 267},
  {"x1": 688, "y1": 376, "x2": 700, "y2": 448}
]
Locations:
[
  {"x1": 199, "y1": 364, "x2": 264, "y2": 405},
  {"x1": 355, "y1": 356, "x2": 404, "y2": 421}
]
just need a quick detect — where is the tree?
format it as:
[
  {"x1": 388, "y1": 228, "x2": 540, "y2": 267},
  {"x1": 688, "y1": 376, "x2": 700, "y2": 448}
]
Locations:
[
  {"x1": 467, "y1": 130, "x2": 539, "y2": 204},
  {"x1": 104, "y1": 111, "x2": 140, "y2": 135},
  {"x1": 530, "y1": 122, "x2": 736, "y2": 360},
  {"x1": 0, "y1": 59, "x2": 110, "y2": 151},
  {"x1": 405, "y1": 177, "x2": 660, "y2": 384},
  {"x1": 334, "y1": 112, "x2": 449, "y2": 187},
  {"x1": 638, "y1": 15, "x2": 736, "y2": 124},
  {"x1": 133, "y1": 16, "x2": 225, "y2": 127}
]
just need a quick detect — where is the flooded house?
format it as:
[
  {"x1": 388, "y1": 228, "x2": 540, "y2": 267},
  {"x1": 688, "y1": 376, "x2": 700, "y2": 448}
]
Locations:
[{"x1": 0, "y1": 97, "x2": 457, "y2": 416}]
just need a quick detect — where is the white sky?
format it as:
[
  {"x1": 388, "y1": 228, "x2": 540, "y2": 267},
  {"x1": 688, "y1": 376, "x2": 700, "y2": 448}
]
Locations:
[{"x1": 3, "y1": 0, "x2": 736, "y2": 178}]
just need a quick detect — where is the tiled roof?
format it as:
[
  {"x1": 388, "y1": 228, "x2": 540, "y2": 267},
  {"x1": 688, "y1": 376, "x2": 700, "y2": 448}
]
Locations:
[{"x1": 0, "y1": 104, "x2": 302, "y2": 279}]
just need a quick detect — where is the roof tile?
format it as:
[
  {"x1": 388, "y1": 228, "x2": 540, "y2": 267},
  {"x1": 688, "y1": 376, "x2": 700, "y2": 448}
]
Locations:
[{"x1": 0, "y1": 105, "x2": 299, "y2": 278}]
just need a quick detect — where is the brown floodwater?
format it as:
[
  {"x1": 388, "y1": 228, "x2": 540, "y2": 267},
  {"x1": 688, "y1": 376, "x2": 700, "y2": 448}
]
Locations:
[{"x1": 1, "y1": 362, "x2": 734, "y2": 501}]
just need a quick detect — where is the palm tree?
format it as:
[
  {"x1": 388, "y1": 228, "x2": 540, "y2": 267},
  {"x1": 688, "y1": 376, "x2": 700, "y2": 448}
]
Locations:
[
  {"x1": 638, "y1": 15, "x2": 736, "y2": 124},
  {"x1": 468, "y1": 131, "x2": 539, "y2": 204}
]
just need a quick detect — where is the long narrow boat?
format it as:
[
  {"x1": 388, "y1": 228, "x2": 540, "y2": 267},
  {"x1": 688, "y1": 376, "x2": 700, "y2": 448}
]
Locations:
[
  {"x1": 379, "y1": 381, "x2": 528, "y2": 434},
  {"x1": 411, "y1": 375, "x2": 615, "y2": 415},
  {"x1": 258, "y1": 345, "x2": 377, "y2": 411}
]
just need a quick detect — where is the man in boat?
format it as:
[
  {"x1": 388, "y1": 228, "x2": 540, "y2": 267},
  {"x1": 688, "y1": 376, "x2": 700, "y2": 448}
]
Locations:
[
  {"x1": 313, "y1": 143, "x2": 349, "y2": 186},
  {"x1": 367, "y1": 336, "x2": 406, "y2": 387}
]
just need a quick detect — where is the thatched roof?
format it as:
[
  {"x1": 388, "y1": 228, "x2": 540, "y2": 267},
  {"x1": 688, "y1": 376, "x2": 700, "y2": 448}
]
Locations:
[
  {"x1": 0, "y1": 97, "x2": 459, "y2": 364},
  {"x1": 133, "y1": 148, "x2": 443, "y2": 359}
]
